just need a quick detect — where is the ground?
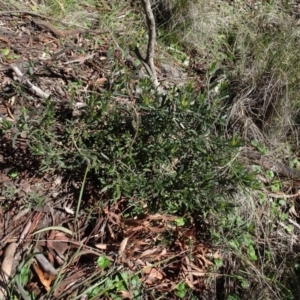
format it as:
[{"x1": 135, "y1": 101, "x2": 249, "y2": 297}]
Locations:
[{"x1": 1, "y1": 1, "x2": 300, "y2": 300}]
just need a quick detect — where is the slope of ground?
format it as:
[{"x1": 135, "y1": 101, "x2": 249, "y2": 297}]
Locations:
[{"x1": 0, "y1": 1, "x2": 300, "y2": 300}]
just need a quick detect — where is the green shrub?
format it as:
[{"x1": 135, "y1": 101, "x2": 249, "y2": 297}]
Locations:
[{"x1": 15, "y1": 74, "x2": 243, "y2": 216}]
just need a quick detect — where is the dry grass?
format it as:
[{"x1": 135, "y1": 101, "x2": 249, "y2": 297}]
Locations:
[
  {"x1": 227, "y1": 2, "x2": 300, "y2": 144},
  {"x1": 229, "y1": 187, "x2": 300, "y2": 299},
  {"x1": 154, "y1": 1, "x2": 300, "y2": 147}
]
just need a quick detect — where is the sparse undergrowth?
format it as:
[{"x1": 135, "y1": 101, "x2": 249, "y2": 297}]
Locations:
[{"x1": 1, "y1": 0, "x2": 300, "y2": 299}]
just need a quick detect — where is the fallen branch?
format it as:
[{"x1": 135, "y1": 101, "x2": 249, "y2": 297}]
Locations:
[
  {"x1": 34, "y1": 250, "x2": 58, "y2": 275},
  {"x1": 10, "y1": 63, "x2": 50, "y2": 99}
]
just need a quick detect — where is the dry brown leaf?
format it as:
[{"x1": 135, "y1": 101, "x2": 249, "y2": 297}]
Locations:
[
  {"x1": 160, "y1": 281, "x2": 177, "y2": 291},
  {"x1": 1, "y1": 242, "x2": 17, "y2": 279},
  {"x1": 95, "y1": 243, "x2": 108, "y2": 250},
  {"x1": 212, "y1": 250, "x2": 222, "y2": 259},
  {"x1": 46, "y1": 230, "x2": 56, "y2": 264},
  {"x1": 159, "y1": 247, "x2": 167, "y2": 256},
  {"x1": 120, "y1": 290, "x2": 131, "y2": 298},
  {"x1": 51, "y1": 232, "x2": 70, "y2": 261},
  {"x1": 125, "y1": 259, "x2": 135, "y2": 269},
  {"x1": 94, "y1": 77, "x2": 107, "y2": 87},
  {"x1": 143, "y1": 267, "x2": 163, "y2": 285},
  {"x1": 135, "y1": 259, "x2": 145, "y2": 266},
  {"x1": 63, "y1": 202, "x2": 74, "y2": 215},
  {"x1": 129, "y1": 225, "x2": 145, "y2": 232},
  {"x1": 53, "y1": 270, "x2": 85, "y2": 297},
  {"x1": 119, "y1": 237, "x2": 129, "y2": 255},
  {"x1": 190, "y1": 271, "x2": 206, "y2": 276},
  {"x1": 289, "y1": 205, "x2": 299, "y2": 217},
  {"x1": 33, "y1": 260, "x2": 56, "y2": 292},
  {"x1": 131, "y1": 240, "x2": 148, "y2": 247},
  {"x1": 139, "y1": 248, "x2": 158, "y2": 259},
  {"x1": 152, "y1": 248, "x2": 167, "y2": 261},
  {"x1": 63, "y1": 53, "x2": 96, "y2": 65},
  {"x1": 142, "y1": 263, "x2": 164, "y2": 280},
  {"x1": 148, "y1": 226, "x2": 165, "y2": 233},
  {"x1": 148, "y1": 214, "x2": 176, "y2": 221}
]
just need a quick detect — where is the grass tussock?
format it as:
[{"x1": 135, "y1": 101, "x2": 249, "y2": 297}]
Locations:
[{"x1": 153, "y1": 1, "x2": 300, "y2": 141}]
